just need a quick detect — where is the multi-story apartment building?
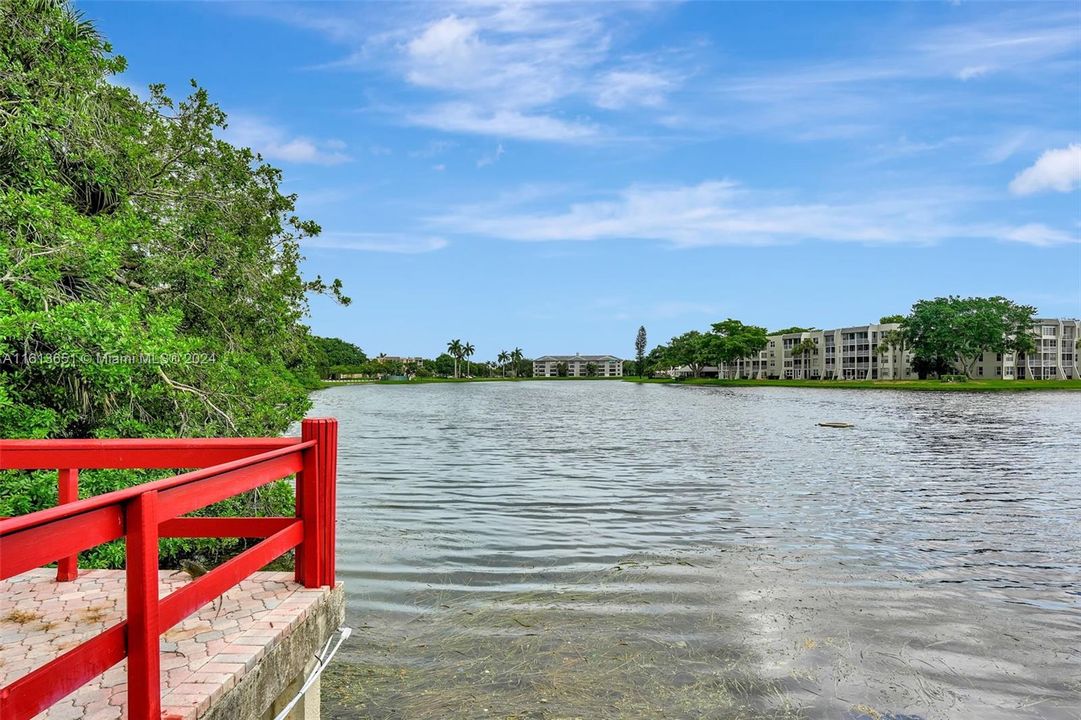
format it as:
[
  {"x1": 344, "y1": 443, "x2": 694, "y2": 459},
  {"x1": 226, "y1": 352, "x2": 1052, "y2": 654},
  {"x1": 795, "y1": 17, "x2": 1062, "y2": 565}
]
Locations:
[
  {"x1": 533, "y1": 354, "x2": 624, "y2": 377},
  {"x1": 683, "y1": 318, "x2": 1080, "y2": 381},
  {"x1": 1016, "y1": 318, "x2": 1078, "y2": 380}
]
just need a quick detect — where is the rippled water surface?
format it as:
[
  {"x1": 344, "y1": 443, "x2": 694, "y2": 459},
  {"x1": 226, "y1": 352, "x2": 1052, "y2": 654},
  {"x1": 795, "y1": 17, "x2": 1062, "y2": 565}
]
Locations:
[{"x1": 309, "y1": 382, "x2": 1081, "y2": 720}]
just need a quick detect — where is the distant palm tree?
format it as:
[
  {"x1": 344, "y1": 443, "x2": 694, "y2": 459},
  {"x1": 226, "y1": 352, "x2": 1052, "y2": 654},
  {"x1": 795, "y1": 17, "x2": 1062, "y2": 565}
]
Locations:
[
  {"x1": 791, "y1": 338, "x2": 817, "y2": 380},
  {"x1": 497, "y1": 350, "x2": 509, "y2": 377},
  {"x1": 511, "y1": 347, "x2": 523, "y2": 377},
  {"x1": 463, "y1": 342, "x2": 475, "y2": 377},
  {"x1": 876, "y1": 329, "x2": 906, "y2": 379},
  {"x1": 447, "y1": 339, "x2": 463, "y2": 378}
]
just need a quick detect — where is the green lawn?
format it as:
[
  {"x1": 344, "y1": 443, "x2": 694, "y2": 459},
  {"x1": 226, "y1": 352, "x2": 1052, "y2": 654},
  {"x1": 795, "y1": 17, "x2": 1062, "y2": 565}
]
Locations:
[{"x1": 622, "y1": 377, "x2": 1081, "y2": 392}]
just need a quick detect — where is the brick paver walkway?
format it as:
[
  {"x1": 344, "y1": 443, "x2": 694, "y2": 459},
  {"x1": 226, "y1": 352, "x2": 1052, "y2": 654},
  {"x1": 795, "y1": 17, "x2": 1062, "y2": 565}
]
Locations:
[{"x1": 0, "y1": 569, "x2": 332, "y2": 719}]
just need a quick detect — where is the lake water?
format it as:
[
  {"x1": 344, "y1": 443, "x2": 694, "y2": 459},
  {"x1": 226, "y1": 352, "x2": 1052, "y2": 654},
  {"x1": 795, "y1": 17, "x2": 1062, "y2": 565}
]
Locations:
[{"x1": 307, "y1": 381, "x2": 1081, "y2": 720}]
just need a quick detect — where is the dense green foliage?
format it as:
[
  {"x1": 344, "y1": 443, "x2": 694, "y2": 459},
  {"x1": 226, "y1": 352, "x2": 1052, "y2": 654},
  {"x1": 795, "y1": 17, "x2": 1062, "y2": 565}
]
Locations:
[
  {"x1": 651, "y1": 320, "x2": 769, "y2": 377},
  {"x1": 900, "y1": 296, "x2": 1036, "y2": 378},
  {"x1": 0, "y1": 0, "x2": 347, "y2": 566},
  {"x1": 769, "y1": 326, "x2": 814, "y2": 335},
  {"x1": 311, "y1": 336, "x2": 367, "y2": 377}
]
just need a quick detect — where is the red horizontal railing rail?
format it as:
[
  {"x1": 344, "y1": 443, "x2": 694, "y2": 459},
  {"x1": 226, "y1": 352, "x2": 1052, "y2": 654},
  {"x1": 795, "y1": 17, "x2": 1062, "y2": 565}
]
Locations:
[{"x1": 0, "y1": 417, "x2": 338, "y2": 720}]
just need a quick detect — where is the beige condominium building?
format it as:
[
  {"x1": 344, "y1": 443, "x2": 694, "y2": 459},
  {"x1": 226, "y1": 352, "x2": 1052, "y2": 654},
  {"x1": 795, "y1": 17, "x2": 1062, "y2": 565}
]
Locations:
[
  {"x1": 534, "y1": 354, "x2": 624, "y2": 377},
  {"x1": 714, "y1": 317, "x2": 1080, "y2": 381}
]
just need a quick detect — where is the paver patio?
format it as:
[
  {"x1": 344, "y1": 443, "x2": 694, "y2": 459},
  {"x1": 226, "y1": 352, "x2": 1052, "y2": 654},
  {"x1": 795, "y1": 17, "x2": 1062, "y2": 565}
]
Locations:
[{"x1": 0, "y1": 569, "x2": 334, "y2": 719}]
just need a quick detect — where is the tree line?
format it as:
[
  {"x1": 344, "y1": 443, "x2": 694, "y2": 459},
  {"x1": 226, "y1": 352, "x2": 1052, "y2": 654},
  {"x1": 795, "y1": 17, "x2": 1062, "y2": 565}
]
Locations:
[{"x1": 636, "y1": 296, "x2": 1064, "y2": 380}]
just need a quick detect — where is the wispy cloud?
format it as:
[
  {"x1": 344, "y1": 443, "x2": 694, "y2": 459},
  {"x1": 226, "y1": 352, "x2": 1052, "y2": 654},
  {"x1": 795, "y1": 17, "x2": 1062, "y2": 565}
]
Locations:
[
  {"x1": 223, "y1": 114, "x2": 350, "y2": 165},
  {"x1": 1001, "y1": 223, "x2": 1078, "y2": 247},
  {"x1": 406, "y1": 103, "x2": 598, "y2": 142},
  {"x1": 435, "y1": 179, "x2": 1075, "y2": 248},
  {"x1": 306, "y1": 232, "x2": 447, "y2": 253},
  {"x1": 477, "y1": 142, "x2": 505, "y2": 168},
  {"x1": 1009, "y1": 144, "x2": 1081, "y2": 195},
  {"x1": 253, "y1": 2, "x2": 679, "y2": 143}
]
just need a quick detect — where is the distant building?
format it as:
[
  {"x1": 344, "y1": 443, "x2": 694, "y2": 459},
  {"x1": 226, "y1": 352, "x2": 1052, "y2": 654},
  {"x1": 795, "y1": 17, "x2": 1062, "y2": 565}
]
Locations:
[
  {"x1": 377, "y1": 356, "x2": 424, "y2": 365},
  {"x1": 664, "y1": 318, "x2": 1079, "y2": 381},
  {"x1": 533, "y1": 354, "x2": 624, "y2": 377}
]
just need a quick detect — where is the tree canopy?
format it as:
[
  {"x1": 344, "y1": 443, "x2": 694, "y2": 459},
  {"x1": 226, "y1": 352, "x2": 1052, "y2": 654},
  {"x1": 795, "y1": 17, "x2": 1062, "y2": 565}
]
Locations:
[
  {"x1": 706, "y1": 319, "x2": 769, "y2": 366},
  {"x1": 770, "y1": 326, "x2": 814, "y2": 335},
  {"x1": 1, "y1": 0, "x2": 347, "y2": 439},
  {"x1": 900, "y1": 296, "x2": 1036, "y2": 378}
]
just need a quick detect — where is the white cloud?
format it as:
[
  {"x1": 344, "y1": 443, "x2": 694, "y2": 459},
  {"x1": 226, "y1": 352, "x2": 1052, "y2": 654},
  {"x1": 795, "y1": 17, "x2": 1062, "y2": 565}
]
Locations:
[
  {"x1": 1009, "y1": 144, "x2": 1081, "y2": 195},
  {"x1": 595, "y1": 70, "x2": 672, "y2": 110},
  {"x1": 223, "y1": 115, "x2": 350, "y2": 165},
  {"x1": 435, "y1": 179, "x2": 1072, "y2": 248},
  {"x1": 306, "y1": 233, "x2": 447, "y2": 253},
  {"x1": 407, "y1": 103, "x2": 598, "y2": 142},
  {"x1": 476, "y1": 143, "x2": 505, "y2": 168},
  {"x1": 1002, "y1": 223, "x2": 1078, "y2": 246}
]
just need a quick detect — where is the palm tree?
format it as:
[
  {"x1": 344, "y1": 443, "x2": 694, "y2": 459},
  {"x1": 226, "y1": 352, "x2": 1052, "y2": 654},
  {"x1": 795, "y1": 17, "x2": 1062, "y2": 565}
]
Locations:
[
  {"x1": 791, "y1": 338, "x2": 817, "y2": 380},
  {"x1": 876, "y1": 329, "x2": 906, "y2": 380},
  {"x1": 463, "y1": 342, "x2": 475, "y2": 377},
  {"x1": 511, "y1": 347, "x2": 523, "y2": 377},
  {"x1": 497, "y1": 350, "x2": 509, "y2": 377},
  {"x1": 447, "y1": 339, "x2": 463, "y2": 378}
]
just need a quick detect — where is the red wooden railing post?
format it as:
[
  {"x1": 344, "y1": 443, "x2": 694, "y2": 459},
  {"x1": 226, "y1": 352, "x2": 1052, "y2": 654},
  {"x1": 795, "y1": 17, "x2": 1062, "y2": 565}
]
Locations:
[
  {"x1": 296, "y1": 418, "x2": 338, "y2": 588},
  {"x1": 125, "y1": 490, "x2": 161, "y2": 720},
  {"x1": 56, "y1": 468, "x2": 79, "y2": 582}
]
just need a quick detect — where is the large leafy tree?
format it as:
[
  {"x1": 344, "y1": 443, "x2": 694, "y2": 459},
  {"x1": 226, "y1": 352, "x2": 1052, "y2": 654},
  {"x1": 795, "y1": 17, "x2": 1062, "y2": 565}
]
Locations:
[
  {"x1": 706, "y1": 319, "x2": 769, "y2": 377},
  {"x1": 664, "y1": 331, "x2": 710, "y2": 378},
  {"x1": 0, "y1": 1, "x2": 349, "y2": 566},
  {"x1": 1, "y1": 0, "x2": 348, "y2": 440},
  {"x1": 901, "y1": 296, "x2": 1036, "y2": 378},
  {"x1": 311, "y1": 337, "x2": 367, "y2": 377}
]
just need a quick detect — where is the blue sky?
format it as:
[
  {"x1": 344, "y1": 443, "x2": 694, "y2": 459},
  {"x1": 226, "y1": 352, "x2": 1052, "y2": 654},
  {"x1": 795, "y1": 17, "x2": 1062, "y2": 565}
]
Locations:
[{"x1": 84, "y1": 1, "x2": 1080, "y2": 359}]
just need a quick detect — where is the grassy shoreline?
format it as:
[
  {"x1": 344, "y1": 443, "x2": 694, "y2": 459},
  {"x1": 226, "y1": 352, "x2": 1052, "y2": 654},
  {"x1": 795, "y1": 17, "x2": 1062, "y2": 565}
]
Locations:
[
  {"x1": 319, "y1": 376, "x2": 626, "y2": 387},
  {"x1": 622, "y1": 377, "x2": 1081, "y2": 392},
  {"x1": 318, "y1": 376, "x2": 1080, "y2": 391}
]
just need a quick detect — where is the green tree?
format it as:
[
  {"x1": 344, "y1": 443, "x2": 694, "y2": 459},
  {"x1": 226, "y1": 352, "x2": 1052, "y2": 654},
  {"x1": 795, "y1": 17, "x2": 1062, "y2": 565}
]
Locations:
[
  {"x1": 665, "y1": 331, "x2": 710, "y2": 378},
  {"x1": 446, "y1": 339, "x2": 463, "y2": 378},
  {"x1": 790, "y1": 337, "x2": 818, "y2": 380},
  {"x1": 556, "y1": 362, "x2": 569, "y2": 377},
  {"x1": 706, "y1": 319, "x2": 768, "y2": 378},
  {"x1": 644, "y1": 344, "x2": 669, "y2": 376},
  {"x1": 875, "y1": 328, "x2": 909, "y2": 379},
  {"x1": 634, "y1": 326, "x2": 648, "y2": 377},
  {"x1": 0, "y1": 0, "x2": 350, "y2": 568},
  {"x1": 311, "y1": 337, "x2": 367, "y2": 378},
  {"x1": 497, "y1": 350, "x2": 509, "y2": 377},
  {"x1": 1, "y1": 0, "x2": 348, "y2": 441},
  {"x1": 584, "y1": 362, "x2": 598, "y2": 377},
  {"x1": 462, "y1": 341, "x2": 475, "y2": 377},
  {"x1": 901, "y1": 296, "x2": 1037, "y2": 378},
  {"x1": 511, "y1": 347, "x2": 524, "y2": 377},
  {"x1": 770, "y1": 326, "x2": 814, "y2": 336},
  {"x1": 879, "y1": 314, "x2": 905, "y2": 324},
  {"x1": 429, "y1": 353, "x2": 456, "y2": 377}
]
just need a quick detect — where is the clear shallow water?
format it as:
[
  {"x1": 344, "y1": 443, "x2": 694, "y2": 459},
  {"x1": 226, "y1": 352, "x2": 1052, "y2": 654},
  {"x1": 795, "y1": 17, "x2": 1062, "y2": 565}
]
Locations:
[{"x1": 308, "y1": 382, "x2": 1081, "y2": 719}]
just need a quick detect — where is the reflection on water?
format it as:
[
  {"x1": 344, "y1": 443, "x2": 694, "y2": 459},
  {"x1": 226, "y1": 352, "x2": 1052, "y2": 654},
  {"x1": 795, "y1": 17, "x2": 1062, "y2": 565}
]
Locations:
[{"x1": 307, "y1": 382, "x2": 1081, "y2": 719}]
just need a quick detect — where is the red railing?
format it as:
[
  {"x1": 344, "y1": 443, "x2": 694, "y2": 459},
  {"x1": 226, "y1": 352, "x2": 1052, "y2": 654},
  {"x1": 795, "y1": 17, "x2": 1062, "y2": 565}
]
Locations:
[{"x1": 0, "y1": 418, "x2": 338, "y2": 720}]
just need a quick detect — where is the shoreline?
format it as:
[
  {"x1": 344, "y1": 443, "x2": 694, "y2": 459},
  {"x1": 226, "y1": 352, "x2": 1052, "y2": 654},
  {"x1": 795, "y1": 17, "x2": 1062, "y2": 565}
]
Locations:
[
  {"x1": 319, "y1": 376, "x2": 1080, "y2": 391},
  {"x1": 623, "y1": 377, "x2": 1081, "y2": 391}
]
